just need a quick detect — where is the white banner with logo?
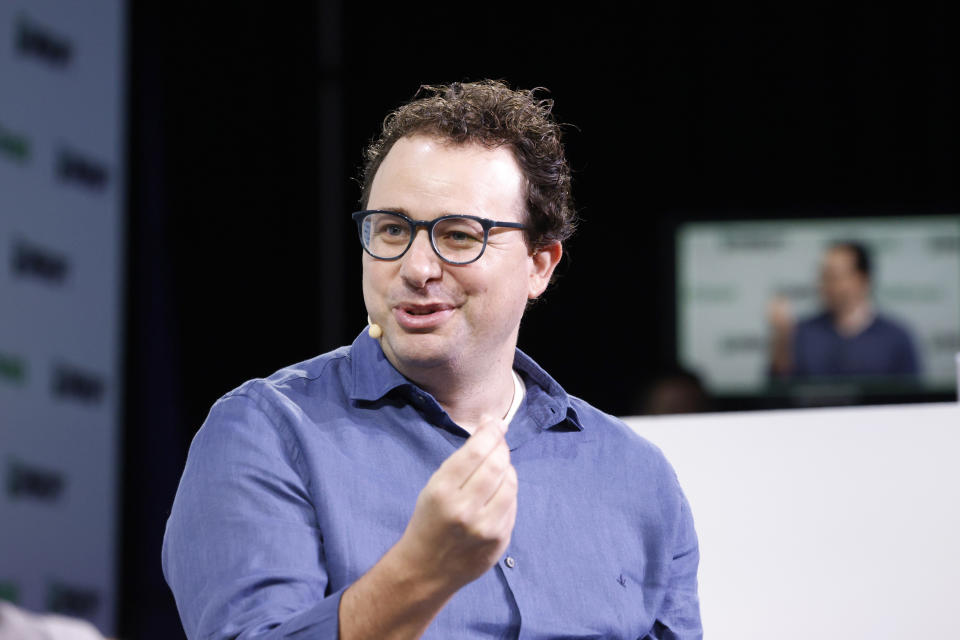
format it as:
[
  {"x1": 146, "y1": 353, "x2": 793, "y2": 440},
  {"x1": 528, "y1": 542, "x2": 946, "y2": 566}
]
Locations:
[{"x1": 0, "y1": 1, "x2": 125, "y2": 635}]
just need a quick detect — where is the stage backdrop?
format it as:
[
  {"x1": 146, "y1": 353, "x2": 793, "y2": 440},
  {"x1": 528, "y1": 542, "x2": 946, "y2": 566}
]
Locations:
[{"x1": 0, "y1": 1, "x2": 126, "y2": 635}]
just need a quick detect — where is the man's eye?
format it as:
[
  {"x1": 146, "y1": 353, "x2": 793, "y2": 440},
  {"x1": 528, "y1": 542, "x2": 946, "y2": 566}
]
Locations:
[
  {"x1": 384, "y1": 224, "x2": 405, "y2": 236},
  {"x1": 437, "y1": 219, "x2": 484, "y2": 244},
  {"x1": 442, "y1": 230, "x2": 482, "y2": 245}
]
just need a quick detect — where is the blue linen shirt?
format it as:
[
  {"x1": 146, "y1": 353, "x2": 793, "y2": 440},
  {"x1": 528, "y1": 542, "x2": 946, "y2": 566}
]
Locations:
[{"x1": 162, "y1": 331, "x2": 701, "y2": 639}]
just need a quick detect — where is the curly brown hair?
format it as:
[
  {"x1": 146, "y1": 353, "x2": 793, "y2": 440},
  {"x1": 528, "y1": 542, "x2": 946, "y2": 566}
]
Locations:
[{"x1": 360, "y1": 80, "x2": 576, "y2": 250}]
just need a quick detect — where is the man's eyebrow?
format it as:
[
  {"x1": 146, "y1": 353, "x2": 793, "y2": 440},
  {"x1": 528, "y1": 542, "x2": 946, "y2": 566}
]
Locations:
[{"x1": 373, "y1": 207, "x2": 482, "y2": 219}]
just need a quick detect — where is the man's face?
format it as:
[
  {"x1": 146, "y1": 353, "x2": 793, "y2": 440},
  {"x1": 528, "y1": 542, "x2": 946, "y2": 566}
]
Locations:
[
  {"x1": 819, "y1": 246, "x2": 869, "y2": 313},
  {"x1": 362, "y1": 134, "x2": 560, "y2": 377}
]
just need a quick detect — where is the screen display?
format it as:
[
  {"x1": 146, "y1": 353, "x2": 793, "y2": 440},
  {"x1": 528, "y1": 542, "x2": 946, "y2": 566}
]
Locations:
[{"x1": 677, "y1": 216, "x2": 960, "y2": 397}]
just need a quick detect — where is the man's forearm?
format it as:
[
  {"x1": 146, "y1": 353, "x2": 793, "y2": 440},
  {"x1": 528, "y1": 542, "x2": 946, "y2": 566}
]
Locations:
[{"x1": 338, "y1": 540, "x2": 458, "y2": 640}]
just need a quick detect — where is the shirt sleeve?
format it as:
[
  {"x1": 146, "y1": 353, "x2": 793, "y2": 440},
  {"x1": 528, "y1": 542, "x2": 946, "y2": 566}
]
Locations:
[
  {"x1": 645, "y1": 487, "x2": 703, "y2": 640},
  {"x1": 162, "y1": 392, "x2": 343, "y2": 640}
]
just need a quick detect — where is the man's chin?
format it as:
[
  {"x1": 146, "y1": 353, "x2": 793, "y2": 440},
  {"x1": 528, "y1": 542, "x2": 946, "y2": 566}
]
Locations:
[{"x1": 381, "y1": 334, "x2": 456, "y2": 372}]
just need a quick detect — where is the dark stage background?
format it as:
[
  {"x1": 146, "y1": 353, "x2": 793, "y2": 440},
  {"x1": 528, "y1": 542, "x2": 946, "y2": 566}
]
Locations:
[{"x1": 123, "y1": 4, "x2": 959, "y2": 637}]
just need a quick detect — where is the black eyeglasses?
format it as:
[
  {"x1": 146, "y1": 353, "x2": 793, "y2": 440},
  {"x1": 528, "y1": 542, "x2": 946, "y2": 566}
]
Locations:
[{"x1": 351, "y1": 210, "x2": 527, "y2": 265}]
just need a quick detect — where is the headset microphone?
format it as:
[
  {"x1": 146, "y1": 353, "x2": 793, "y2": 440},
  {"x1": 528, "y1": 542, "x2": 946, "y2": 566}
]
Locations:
[{"x1": 367, "y1": 316, "x2": 383, "y2": 339}]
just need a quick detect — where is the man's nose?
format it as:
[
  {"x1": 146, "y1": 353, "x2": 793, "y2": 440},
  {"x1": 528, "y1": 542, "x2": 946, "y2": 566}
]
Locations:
[{"x1": 399, "y1": 228, "x2": 443, "y2": 287}]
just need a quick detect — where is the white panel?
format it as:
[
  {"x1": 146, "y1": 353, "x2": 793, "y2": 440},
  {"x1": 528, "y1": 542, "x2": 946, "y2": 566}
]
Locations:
[{"x1": 625, "y1": 401, "x2": 960, "y2": 639}]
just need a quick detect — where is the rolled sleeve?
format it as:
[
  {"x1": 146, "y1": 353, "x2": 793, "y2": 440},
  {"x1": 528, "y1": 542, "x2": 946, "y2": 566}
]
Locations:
[{"x1": 162, "y1": 393, "x2": 342, "y2": 640}]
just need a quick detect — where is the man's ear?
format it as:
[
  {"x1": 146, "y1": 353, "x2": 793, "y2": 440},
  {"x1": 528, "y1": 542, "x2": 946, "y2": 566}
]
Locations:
[{"x1": 528, "y1": 241, "x2": 563, "y2": 299}]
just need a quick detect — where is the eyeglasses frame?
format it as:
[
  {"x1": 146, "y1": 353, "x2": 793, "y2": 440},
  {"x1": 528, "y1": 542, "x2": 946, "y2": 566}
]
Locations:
[{"x1": 351, "y1": 209, "x2": 528, "y2": 265}]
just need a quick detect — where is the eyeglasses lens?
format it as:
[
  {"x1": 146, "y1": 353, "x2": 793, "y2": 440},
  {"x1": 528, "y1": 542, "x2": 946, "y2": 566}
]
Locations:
[{"x1": 361, "y1": 213, "x2": 485, "y2": 263}]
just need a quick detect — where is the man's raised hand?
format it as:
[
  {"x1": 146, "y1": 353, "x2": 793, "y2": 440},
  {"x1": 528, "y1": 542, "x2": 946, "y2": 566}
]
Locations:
[
  {"x1": 397, "y1": 417, "x2": 518, "y2": 590},
  {"x1": 338, "y1": 418, "x2": 518, "y2": 640}
]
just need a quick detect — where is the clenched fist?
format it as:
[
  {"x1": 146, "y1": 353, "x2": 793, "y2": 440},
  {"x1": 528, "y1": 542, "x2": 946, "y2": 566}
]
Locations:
[{"x1": 397, "y1": 417, "x2": 518, "y2": 589}]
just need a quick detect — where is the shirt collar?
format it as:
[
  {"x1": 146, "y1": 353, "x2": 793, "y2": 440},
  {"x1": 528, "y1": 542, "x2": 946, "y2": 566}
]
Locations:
[
  {"x1": 348, "y1": 329, "x2": 413, "y2": 401},
  {"x1": 511, "y1": 347, "x2": 583, "y2": 431},
  {"x1": 347, "y1": 330, "x2": 583, "y2": 432}
]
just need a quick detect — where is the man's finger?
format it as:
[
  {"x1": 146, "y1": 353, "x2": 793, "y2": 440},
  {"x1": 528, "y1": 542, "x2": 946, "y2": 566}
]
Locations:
[
  {"x1": 439, "y1": 418, "x2": 504, "y2": 486},
  {"x1": 460, "y1": 439, "x2": 511, "y2": 504},
  {"x1": 482, "y1": 461, "x2": 517, "y2": 510},
  {"x1": 477, "y1": 416, "x2": 508, "y2": 436},
  {"x1": 478, "y1": 464, "x2": 518, "y2": 534}
]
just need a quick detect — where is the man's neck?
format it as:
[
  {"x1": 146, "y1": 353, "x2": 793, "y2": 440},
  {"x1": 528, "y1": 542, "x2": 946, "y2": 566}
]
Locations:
[
  {"x1": 832, "y1": 298, "x2": 874, "y2": 337},
  {"x1": 401, "y1": 351, "x2": 517, "y2": 435}
]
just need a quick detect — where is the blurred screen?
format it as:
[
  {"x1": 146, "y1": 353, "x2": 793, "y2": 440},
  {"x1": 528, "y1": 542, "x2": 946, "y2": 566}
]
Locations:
[{"x1": 677, "y1": 216, "x2": 960, "y2": 397}]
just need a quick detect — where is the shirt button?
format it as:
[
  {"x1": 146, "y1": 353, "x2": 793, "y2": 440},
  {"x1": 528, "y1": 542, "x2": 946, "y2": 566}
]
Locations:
[{"x1": 504, "y1": 556, "x2": 516, "y2": 569}]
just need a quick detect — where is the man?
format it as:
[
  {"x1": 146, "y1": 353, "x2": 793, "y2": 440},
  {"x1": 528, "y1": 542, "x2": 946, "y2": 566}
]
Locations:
[
  {"x1": 769, "y1": 241, "x2": 920, "y2": 378},
  {"x1": 163, "y1": 80, "x2": 701, "y2": 639}
]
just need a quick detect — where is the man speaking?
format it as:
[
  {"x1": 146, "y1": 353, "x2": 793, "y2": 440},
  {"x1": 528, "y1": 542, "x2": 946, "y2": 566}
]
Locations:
[{"x1": 162, "y1": 80, "x2": 701, "y2": 639}]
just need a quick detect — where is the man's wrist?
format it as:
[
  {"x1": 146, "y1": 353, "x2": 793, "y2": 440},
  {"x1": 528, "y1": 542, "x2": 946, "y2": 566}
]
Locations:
[
  {"x1": 381, "y1": 533, "x2": 462, "y2": 607},
  {"x1": 338, "y1": 537, "x2": 460, "y2": 640}
]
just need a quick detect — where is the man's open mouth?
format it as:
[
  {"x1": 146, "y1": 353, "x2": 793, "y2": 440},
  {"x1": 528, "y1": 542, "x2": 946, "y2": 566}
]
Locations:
[
  {"x1": 402, "y1": 304, "x2": 451, "y2": 316},
  {"x1": 393, "y1": 303, "x2": 456, "y2": 329}
]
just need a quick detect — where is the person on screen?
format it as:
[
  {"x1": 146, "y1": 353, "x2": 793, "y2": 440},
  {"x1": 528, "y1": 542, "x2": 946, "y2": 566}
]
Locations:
[
  {"x1": 769, "y1": 241, "x2": 920, "y2": 378},
  {"x1": 161, "y1": 81, "x2": 701, "y2": 639}
]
